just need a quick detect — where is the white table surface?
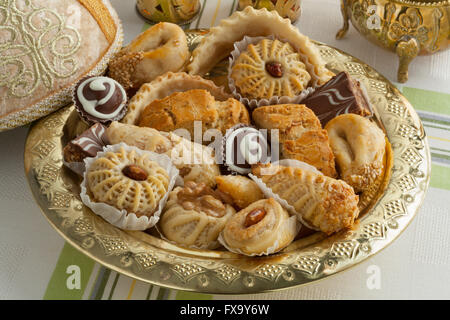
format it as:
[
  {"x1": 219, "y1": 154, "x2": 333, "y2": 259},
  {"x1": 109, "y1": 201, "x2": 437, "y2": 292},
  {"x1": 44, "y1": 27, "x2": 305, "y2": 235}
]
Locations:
[{"x1": 0, "y1": 0, "x2": 449, "y2": 300}]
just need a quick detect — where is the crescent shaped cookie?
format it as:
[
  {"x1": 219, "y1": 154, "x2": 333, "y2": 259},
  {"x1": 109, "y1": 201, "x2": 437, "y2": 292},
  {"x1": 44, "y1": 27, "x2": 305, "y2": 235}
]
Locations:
[
  {"x1": 108, "y1": 22, "x2": 189, "y2": 90},
  {"x1": 324, "y1": 114, "x2": 386, "y2": 193},
  {"x1": 122, "y1": 72, "x2": 231, "y2": 125},
  {"x1": 187, "y1": 6, "x2": 333, "y2": 85}
]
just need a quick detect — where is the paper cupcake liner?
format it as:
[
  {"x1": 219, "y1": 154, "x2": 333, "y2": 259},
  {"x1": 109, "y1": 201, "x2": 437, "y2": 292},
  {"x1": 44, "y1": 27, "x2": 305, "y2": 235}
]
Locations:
[
  {"x1": 217, "y1": 215, "x2": 299, "y2": 257},
  {"x1": 80, "y1": 143, "x2": 179, "y2": 231},
  {"x1": 63, "y1": 160, "x2": 86, "y2": 176},
  {"x1": 228, "y1": 35, "x2": 319, "y2": 109},
  {"x1": 248, "y1": 159, "x2": 323, "y2": 232}
]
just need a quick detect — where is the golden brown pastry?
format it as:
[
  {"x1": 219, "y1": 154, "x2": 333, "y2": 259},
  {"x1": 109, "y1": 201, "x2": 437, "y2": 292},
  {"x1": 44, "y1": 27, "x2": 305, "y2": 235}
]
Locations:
[
  {"x1": 107, "y1": 121, "x2": 173, "y2": 154},
  {"x1": 165, "y1": 132, "x2": 221, "y2": 187},
  {"x1": 86, "y1": 146, "x2": 169, "y2": 217},
  {"x1": 252, "y1": 163, "x2": 359, "y2": 235},
  {"x1": 219, "y1": 198, "x2": 298, "y2": 256},
  {"x1": 215, "y1": 175, "x2": 265, "y2": 210},
  {"x1": 252, "y1": 104, "x2": 337, "y2": 177},
  {"x1": 325, "y1": 114, "x2": 386, "y2": 194},
  {"x1": 106, "y1": 122, "x2": 221, "y2": 187},
  {"x1": 230, "y1": 38, "x2": 311, "y2": 99},
  {"x1": 108, "y1": 22, "x2": 189, "y2": 90},
  {"x1": 187, "y1": 6, "x2": 333, "y2": 86},
  {"x1": 137, "y1": 89, "x2": 250, "y2": 139},
  {"x1": 159, "y1": 182, "x2": 235, "y2": 249},
  {"x1": 122, "y1": 72, "x2": 232, "y2": 126}
]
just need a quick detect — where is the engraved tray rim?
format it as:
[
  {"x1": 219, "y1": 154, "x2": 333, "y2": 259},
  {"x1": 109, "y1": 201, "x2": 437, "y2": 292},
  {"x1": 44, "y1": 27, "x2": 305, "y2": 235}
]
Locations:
[{"x1": 23, "y1": 30, "x2": 431, "y2": 295}]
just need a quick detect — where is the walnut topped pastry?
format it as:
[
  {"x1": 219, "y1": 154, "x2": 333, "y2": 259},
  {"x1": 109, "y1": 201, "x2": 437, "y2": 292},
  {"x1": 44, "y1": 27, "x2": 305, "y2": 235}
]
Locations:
[
  {"x1": 252, "y1": 104, "x2": 337, "y2": 177},
  {"x1": 159, "y1": 181, "x2": 235, "y2": 249},
  {"x1": 219, "y1": 198, "x2": 298, "y2": 256},
  {"x1": 251, "y1": 163, "x2": 359, "y2": 235},
  {"x1": 230, "y1": 38, "x2": 311, "y2": 100},
  {"x1": 137, "y1": 89, "x2": 250, "y2": 140}
]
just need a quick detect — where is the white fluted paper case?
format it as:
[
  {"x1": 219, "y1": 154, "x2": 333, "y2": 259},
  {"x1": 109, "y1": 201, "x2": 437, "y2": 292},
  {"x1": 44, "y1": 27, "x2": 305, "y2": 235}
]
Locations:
[
  {"x1": 228, "y1": 35, "x2": 318, "y2": 109},
  {"x1": 80, "y1": 143, "x2": 180, "y2": 231}
]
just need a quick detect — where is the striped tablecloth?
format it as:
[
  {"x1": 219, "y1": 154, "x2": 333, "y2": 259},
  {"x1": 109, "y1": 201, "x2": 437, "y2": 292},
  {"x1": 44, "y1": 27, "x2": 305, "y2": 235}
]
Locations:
[{"x1": 0, "y1": 0, "x2": 449, "y2": 300}]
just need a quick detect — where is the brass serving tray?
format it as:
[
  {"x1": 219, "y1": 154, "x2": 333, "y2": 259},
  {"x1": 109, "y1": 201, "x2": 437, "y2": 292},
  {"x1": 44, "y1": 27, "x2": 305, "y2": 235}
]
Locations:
[{"x1": 24, "y1": 30, "x2": 431, "y2": 294}]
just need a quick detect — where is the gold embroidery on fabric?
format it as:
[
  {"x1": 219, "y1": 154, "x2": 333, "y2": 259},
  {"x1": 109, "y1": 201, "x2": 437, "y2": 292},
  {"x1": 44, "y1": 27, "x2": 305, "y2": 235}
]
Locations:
[
  {"x1": 0, "y1": 0, "x2": 81, "y2": 98},
  {"x1": 77, "y1": 0, "x2": 117, "y2": 44}
]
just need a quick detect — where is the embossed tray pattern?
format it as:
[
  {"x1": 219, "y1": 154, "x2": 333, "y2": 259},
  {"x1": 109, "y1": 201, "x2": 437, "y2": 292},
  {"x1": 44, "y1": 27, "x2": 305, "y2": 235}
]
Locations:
[{"x1": 23, "y1": 31, "x2": 431, "y2": 294}]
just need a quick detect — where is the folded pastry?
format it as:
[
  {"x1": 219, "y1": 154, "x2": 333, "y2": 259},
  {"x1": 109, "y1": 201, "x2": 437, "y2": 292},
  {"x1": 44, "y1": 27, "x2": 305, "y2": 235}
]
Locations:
[
  {"x1": 251, "y1": 163, "x2": 359, "y2": 235},
  {"x1": 159, "y1": 182, "x2": 235, "y2": 249},
  {"x1": 106, "y1": 122, "x2": 221, "y2": 187},
  {"x1": 215, "y1": 175, "x2": 265, "y2": 210},
  {"x1": 86, "y1": 146, "x2": 169, "y2": 217},
  {"x1": 108, "y1": 22, "x2": 189, "y2": 90},
  {"x1": 107, "y1": 121, "x2": 172, "y2": 154},
  {"x1": 122, "y1": 72, "x2": 231, "y2": 125},
  {"x1": 187, "y1": 6, "x2": 333, "y2": 86},
  {"x1": 137, "y1": 89, "x2": 250, "y2": 139},
  {"x1": 252, "y1": 104, "x2": 337, "y2": 177},
  {"x1": 230, "y1": 38, "x2": 311, "y2": 99},
  {"x1": 324, "y1": 114, "x2": 386, "y2": 195},
  {"x1": 219, "y1": 198, "x2": 298, "y2": 256}
]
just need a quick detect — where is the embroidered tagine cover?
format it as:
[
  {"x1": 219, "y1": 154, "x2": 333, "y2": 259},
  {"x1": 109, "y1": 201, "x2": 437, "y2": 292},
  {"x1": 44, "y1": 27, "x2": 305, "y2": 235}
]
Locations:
[{"x1": 0, "y1": 0, "x2": 123, "y2": 132}]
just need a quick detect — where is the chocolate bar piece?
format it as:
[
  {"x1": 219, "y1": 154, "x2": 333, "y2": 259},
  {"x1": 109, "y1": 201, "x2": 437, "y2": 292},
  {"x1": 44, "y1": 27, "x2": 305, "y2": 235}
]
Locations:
[
  {"x1": 301, "y1": 71, "x2": 372, "y2": 126},
  {"x1": 63, "y1": 123, "x2": 109, "y2": 163}
]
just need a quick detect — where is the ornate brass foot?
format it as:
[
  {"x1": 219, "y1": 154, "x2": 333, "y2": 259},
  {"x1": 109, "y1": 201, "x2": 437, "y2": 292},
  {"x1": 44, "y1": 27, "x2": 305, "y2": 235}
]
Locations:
[
  {"x1": 336, "y1": 0, "x2": 349, "y2": 39},
  {"x1": 395, "y1": 37, "x2": 419, "y2": 83}
]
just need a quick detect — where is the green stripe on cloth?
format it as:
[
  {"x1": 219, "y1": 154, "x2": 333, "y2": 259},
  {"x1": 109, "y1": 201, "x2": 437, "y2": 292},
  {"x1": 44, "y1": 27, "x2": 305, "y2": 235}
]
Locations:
[
  {"x1": 43, "y1": 243, "x2": 95, "y2": 300},
  {"x1": 195, "y1": 0, "x2": 208, "y2": 29},
  {"x1": 175, "y1": 290, "x2": 213, "y2": 300},
  {"x1": 229, "y1": 0, "x2": 238, "y2": 15},
  {"x1": 89, "y1": 267, "x2": 111, "y2": 300},
  {"x1": 403, "y1": 87, "x2": 450, "y2": 116},
  {"x1": 430, "y1": 164, "x2": 450, "y2": 190},
  {"x1": 107, "y1": 273, "x2": 120, "y2": 300}
]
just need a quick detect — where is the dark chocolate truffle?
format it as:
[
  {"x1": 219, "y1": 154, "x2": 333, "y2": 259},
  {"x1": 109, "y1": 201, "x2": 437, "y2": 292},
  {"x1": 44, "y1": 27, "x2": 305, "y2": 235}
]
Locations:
[
  {"x1": 74, "y1": 76, "x2": 127, "y2": 125},
  {"x1": 222, "y1": 124, "x2": 271, "y2": 175}
]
